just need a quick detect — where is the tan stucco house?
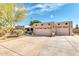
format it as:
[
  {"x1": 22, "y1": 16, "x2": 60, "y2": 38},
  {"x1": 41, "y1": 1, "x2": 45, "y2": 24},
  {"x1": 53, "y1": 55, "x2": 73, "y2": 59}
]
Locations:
[
  {"x1": 33, "y1": 21, "x2": 73, "y2": 36},
  {"x1": 73, "y1": 27, "x2": 79, "y2": 34}
]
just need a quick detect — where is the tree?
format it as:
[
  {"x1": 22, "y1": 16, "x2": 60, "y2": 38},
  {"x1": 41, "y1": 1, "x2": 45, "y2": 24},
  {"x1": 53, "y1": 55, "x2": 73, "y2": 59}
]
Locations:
[
  {"x1": 76, "y1": 24, "x2": 79, "y2": 29},
  {"x1": 0, "y1": 3, "x2": 15, "y2": 27},
  {"x1": 15, "y1": 8, "x2": 26, "y2": 21},
  {"x1": 0, "y1": 3, "x2": 26, "y2": 27},
  {"x1": 0, "y1": 3, "x2": 26, "y2": 33},
  {"x1": 30, "y1": 20, "x2": 42, "y2": 26}
]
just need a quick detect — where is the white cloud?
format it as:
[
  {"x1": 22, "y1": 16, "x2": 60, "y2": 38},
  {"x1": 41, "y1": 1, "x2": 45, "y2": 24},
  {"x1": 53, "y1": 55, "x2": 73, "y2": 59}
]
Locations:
[
  {"x1": 15, "y1": 3, "x2": 24, "y2": 8},
  {"x1": 30, "y1": 4, "x2": 46, "y2": 9},
  {"x1": 27, "y1": 3, "x2": 66, "y2": 15},
  {"x1": 15, "y1": 3, "x2": 26, "y2": 12},
  {"x1": 50, "y1": 15, "x2": 54, "y2": 18}
]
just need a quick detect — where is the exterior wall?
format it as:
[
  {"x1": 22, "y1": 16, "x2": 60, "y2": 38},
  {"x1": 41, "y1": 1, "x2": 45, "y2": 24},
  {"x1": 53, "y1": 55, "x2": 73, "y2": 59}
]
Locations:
[
  {"x1": 15, "y1": 26, "x2": 25, "y2": 30},
  {"x1": 69, "y1": 21, "x2": 73, "y2": 35},
  {"x1": 51, "y1": 22, "x2": 55, "y2": 34},
  {"x1": 73, "y1": 28, "x2": 79, "y2": 33},
  {"x1": 33, "y1": 21, "x2": 73, "y2": 36}
]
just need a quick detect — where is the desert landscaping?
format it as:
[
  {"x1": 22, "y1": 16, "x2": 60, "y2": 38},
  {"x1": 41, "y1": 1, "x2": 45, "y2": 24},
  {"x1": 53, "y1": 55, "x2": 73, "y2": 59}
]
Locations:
[{"x1": 0, "y1": 3, "x2": 79, "y2": 56}]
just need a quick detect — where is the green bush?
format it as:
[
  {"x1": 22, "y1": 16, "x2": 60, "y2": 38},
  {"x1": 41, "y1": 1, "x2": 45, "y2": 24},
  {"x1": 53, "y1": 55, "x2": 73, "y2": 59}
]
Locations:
[
  {"x1": 16, "y1": 29, "x2": 24, "y2": 35},
  {"x1": 11, "y1": 29, "x2": 24, "y2": 36}
]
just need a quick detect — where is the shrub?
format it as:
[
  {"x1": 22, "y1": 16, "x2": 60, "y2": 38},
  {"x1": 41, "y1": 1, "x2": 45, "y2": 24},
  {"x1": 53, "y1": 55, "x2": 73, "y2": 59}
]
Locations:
[
  {"x1": 11, "y1": 29, "x2": 24, "y2": 36},
  {"x1": 16, "y1": 29, "x2": 24, "y2": 36},
  {"x1": 2, "y1": 27, "x2": 13, "y2": 33},
  {"x1": 0, "y1": 30, "x2": 6, "y2": 37}
]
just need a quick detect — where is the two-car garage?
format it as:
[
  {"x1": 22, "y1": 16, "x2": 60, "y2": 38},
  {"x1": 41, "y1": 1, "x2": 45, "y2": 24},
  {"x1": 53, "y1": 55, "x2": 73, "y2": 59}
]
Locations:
[{"x1": 34, "y1": 27, "x2": 70, "y2": 36}]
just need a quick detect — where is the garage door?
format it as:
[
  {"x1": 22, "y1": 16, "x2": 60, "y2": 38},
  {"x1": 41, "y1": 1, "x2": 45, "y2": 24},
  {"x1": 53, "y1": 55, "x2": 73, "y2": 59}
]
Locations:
[
  {"x1": 34, "y1": 28, "x2": 51, "y2": 36},
  {"x1": 56, "y1": 27, "x2": 69, "y2": 35}
]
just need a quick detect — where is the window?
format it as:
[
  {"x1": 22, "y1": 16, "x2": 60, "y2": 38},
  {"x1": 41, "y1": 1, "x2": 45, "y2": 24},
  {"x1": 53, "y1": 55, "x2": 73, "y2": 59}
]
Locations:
[
  {"x1": 58, "y1": 23, "x2": 60, "y2": 25},
  {"x1": 48, "y1": 23, "x2": 50, "y2": 25},
  {"x1": 65, "y1": 23, "x2": 68, "y2": 25},
  {"x1": 31, "y1": 28, "x2": 33, "y2": 31},
  {"x1": 35, "y1": 24, "x2": 37, "y2": 26},
  {"x1": 27, "y1": 29, "x2": 29, "y2": 31},
  {"x1": 41, "y1": 24, "x2": 43, "y2": 26}
]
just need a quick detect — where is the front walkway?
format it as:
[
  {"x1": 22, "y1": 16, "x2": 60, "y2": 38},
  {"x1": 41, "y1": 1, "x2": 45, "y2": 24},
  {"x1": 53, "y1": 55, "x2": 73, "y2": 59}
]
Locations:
[{"x1": 0, "y1": 35, "x2": 79, "y2": 56}]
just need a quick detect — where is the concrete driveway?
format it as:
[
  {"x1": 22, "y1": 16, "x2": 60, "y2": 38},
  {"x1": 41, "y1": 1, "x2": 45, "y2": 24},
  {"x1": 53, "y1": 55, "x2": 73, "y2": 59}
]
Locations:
[{"x1": 0, "y1": 35, "x2": 79, "y2": 56}]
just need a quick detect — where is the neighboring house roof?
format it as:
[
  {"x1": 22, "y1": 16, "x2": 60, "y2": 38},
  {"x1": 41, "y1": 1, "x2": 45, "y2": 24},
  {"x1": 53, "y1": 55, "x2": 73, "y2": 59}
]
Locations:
[{"x1": 24, "y1": 25, "x2": 31, "y2": 28}]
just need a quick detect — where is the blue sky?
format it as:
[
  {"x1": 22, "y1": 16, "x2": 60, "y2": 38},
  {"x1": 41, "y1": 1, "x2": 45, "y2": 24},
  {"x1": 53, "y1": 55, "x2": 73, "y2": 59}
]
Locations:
[{"x1": 17, "y1": 3, "x2": 79, "y2": 27}]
